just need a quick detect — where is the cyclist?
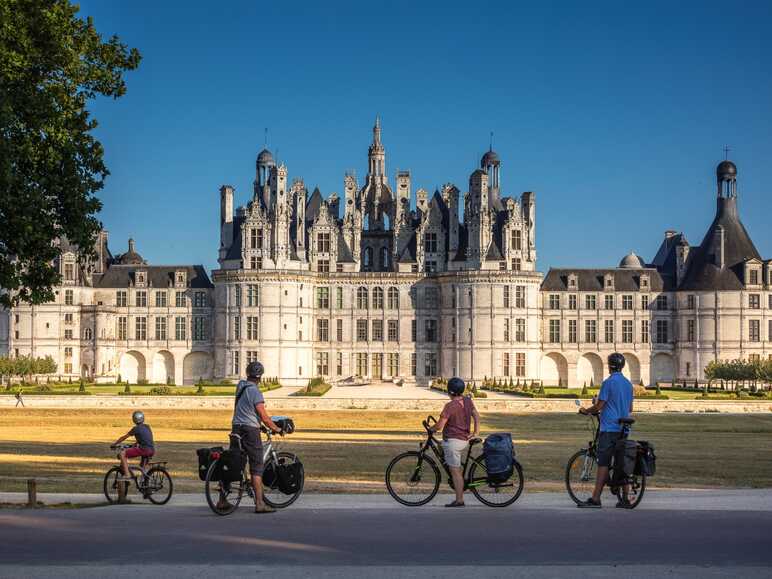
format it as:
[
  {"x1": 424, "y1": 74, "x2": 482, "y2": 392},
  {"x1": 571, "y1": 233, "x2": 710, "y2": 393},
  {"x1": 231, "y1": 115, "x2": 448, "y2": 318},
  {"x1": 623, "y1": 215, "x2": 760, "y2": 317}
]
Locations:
[
  {"x1": 577, "y1": 352, "x2": 634, "y2": 508},
  {"x1": 226, "y1": 360, "x2": 283, "y2": 514},
  {"x1": 112, "y1": 410, "x2": 154, "y2": 480},
  {"x1": 428, "y1": 377, "x2": 480, "y2": 508}
]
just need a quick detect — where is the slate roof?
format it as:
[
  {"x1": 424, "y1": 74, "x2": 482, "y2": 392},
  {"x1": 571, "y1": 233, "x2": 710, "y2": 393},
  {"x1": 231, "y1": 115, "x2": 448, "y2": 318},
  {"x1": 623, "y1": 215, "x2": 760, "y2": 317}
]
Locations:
[
  {"x1": 541, "y1": 268, "x2": 666, "y2": 292},
  {"x1": 95, "y1": 265, "x2": 213, "y2": 289}
]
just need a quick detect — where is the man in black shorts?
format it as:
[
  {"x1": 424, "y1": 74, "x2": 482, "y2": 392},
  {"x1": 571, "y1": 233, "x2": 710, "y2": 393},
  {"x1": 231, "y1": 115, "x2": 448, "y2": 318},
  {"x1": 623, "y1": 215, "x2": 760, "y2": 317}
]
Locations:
[{"x1": 229, "y1": 360, "x2": 282, "y2": 513}]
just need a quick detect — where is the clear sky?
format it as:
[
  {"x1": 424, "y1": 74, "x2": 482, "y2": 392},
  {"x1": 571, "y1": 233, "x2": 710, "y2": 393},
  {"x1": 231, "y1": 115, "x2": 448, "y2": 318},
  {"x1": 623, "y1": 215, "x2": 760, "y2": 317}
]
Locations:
[{"x1": 79, "y1": 0, "x2": 772, "y2": 274}]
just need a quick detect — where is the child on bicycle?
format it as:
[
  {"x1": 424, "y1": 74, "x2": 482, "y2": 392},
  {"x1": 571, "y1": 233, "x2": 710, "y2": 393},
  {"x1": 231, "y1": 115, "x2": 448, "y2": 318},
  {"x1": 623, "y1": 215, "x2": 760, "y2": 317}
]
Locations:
[
  {"x1": 112, "y1": 410, "x2": 155, "y2": 480},
  {"x1": 428, "y1": 377, "x2": 480, "y2": 507}
]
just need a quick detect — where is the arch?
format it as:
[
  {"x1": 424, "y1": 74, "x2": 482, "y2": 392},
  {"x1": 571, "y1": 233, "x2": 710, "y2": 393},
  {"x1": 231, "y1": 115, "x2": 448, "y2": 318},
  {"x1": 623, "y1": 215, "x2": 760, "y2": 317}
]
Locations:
[
  {"x1": 621, "y1": 352, "x2": 641, "y2": 384},
  {"x1": 540, "y1": 352, "x2": 568, "y2": 386},
  {"x1": 372, "y1": 287, "x2": 384, "y2": 309},
  {"x1": 182, "y1": 351, "x2": 213, "y2": 385},
  {"x1": 356, "y1": 286, "x2": 369, "y2": 309},
  {"x1": 151, "y1": 350, "x2": 175, "y2": 384},
  {"x1": 651, "y1": 353, "x2": 675, "y2": 385},
  {"x1": 380, "y1": 247, "x2": 390, "y2": 270},
  {"x1": 119, "y1": 351, "x2": 146, "y2": 384},
  {"x1": 387, "y1": 287, "x2": 399, "y2": 309},
  {"x1": 83, "y1": 328, "x2": 93, "y2": 341},
  {"x1": 577, "y1": 353, "x2": 604, "y2": 387}
]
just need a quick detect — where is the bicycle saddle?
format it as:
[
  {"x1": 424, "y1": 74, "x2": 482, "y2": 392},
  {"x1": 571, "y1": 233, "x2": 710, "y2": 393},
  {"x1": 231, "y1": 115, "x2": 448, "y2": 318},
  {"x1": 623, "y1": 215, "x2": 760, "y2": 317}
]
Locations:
[
  {"x1": 618, "y1": 417, "x2": 635, "y2": 426},
  {"x1": 468, "y1": 437, "x2": 482, "y2": 446}
]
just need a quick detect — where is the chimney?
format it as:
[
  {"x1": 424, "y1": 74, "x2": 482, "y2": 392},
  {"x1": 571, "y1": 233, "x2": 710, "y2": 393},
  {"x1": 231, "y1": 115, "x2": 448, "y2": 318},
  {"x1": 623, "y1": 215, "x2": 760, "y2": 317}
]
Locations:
[
  {"x1": 128, "y1": 238, "x2": 136, "y2": 253},
  {"x1": 665, "y1": 230, "x2": 676, "y2": 240},
  {"x1": 220, "y1": 185, "x2": 234, "y2": 226}
]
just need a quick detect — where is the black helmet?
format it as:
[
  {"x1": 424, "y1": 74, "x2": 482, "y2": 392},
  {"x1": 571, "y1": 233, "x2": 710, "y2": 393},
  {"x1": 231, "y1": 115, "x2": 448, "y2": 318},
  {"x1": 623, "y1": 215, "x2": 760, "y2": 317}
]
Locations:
[
  {"x1": 246, "y1": 361, "x2": 264, "y2": 379},
  {"x1": 132, "y1": 410, "x2": 145, "y2": 425},
  {"x1": 447, "y1": 377, "x2": 466, "y2": 396},
  {"x1": 608, "y1": 353, "x2": 625, "y2": 373}
]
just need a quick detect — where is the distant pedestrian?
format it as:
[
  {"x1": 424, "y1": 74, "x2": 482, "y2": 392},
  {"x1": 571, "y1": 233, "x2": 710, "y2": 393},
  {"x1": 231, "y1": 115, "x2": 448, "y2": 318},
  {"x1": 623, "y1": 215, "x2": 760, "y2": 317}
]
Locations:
[{"x1": 15, "y1": 389, "x2": 25, "y2": 407}]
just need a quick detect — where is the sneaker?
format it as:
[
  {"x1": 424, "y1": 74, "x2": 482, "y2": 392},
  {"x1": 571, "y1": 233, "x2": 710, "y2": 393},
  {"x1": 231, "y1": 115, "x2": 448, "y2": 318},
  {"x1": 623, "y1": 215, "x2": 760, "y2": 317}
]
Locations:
[
  {"x1": 444, "y1": 500, "x2": 465, "y2": 508},
  {"x1": 616, "y1": 499, "x2": 633, "y2": 509},
  {"x1": 577, "y1": 498, "x2": 602, "y2": 508}
]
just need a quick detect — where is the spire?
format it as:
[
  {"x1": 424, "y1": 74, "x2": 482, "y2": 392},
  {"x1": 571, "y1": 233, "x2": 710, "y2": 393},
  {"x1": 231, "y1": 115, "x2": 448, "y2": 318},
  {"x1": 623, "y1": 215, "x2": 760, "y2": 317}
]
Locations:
[{"x1": 373, "y1": 115, "x2": 382, "y2": 146}]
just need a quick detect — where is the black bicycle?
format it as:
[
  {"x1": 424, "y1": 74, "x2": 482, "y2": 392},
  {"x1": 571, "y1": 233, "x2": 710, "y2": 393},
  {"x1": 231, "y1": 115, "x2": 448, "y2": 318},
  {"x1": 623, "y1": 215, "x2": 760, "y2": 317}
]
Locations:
[
  {"x1": 565, "y1": 400, "x2": 646, "y2": 508},
  {"x1": 385, "y1": 415, "x2": 524, "y2": 507},
  {"x1": 103, "y1": 444, "x2": 174, "y2": 505},
  {"x1": 204, "y1": 419, "x2": 304, "y2": 515}
]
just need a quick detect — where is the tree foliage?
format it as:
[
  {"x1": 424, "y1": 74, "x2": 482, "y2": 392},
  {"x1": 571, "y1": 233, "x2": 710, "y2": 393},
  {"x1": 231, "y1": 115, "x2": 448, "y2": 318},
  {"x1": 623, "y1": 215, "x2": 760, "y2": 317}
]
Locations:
[
  {"x1": 0, "y1": 0, "x2": 140, "y2": 307},
  {"x1": 0, "y1": 354, "x2": 57, "y2": 380},
  {"x1": 704, "y1": 359, "x2": 772, "y2": 383}
]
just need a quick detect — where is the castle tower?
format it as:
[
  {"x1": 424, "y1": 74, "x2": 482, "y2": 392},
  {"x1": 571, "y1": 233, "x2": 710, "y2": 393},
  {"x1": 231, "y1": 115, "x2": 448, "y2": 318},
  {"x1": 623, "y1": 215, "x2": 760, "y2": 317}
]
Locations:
[{"x1": 480, "y1": 146, "x2": 501, "y2": 206}]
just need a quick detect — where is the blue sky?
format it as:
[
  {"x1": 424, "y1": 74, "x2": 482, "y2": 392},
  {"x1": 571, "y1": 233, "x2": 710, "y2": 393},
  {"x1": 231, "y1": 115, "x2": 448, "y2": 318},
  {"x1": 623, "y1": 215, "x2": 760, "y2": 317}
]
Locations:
[{"x1": 79, "y1": 0, "x2": 772, "y2": 274}]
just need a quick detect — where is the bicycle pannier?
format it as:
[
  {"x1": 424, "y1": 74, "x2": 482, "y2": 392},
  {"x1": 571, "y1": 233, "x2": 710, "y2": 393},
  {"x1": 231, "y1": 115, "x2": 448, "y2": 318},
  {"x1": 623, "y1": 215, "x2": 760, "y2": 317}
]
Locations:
[
  {"x1": 483, "y1": 433, "x2": 514, "y2": 484},
  {"x1": 635, "y1": 440, "x2": 656, "y2": 476},
  {"x1": 613, "y1": 439, "x2": 639, "y2": 481},
  {"x1": 218, "y1": 449, "x2": 243, "y2": 482},
  {"x1": 196, "y1": 446, "x2": 224, "y2": 481},
  {"x1": 276, "y1": 461, "x2": 303, "y2": 495},
  {"x1": 262, "y1": 461, "x2": 277, "y2": 489}
]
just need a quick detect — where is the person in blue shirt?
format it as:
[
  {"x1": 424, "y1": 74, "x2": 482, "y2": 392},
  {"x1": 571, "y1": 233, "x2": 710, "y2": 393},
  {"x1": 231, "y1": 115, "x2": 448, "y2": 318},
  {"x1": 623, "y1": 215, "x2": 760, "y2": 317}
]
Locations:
[{"x1": 577, "y1": 352, "x2": 634, "y2": 508}]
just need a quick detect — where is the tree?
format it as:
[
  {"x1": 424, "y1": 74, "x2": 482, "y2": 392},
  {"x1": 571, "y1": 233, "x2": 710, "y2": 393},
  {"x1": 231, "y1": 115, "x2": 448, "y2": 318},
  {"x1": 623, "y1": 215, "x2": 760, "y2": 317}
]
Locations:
[{"x1": 0, "y1": 0, "x2": 141, "y2": 307}]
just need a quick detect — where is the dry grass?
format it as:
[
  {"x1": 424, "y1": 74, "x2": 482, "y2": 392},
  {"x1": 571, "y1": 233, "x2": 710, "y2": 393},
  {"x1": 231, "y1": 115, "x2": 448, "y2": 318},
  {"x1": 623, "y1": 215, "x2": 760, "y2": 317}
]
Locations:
[{"x1": 0, "y1": 408, "x2": 771, "y2": 494}]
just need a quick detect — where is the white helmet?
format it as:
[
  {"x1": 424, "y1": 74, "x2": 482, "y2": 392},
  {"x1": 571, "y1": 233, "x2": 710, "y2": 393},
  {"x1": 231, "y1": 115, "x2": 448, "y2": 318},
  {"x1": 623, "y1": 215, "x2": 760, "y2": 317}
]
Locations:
[{"x1": 132, "y1": 411, "x2": 145, "y2": 425}]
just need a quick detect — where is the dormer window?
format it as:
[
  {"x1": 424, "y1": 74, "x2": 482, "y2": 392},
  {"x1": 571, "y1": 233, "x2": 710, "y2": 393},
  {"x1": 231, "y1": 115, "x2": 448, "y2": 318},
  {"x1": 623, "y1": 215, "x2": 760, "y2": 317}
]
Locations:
[
  {"x1": 749, "y1": 269, "x2": 760, "y2": 285},
  {"x1": 136, "y1": 271, "x2": 146, "y2": 287},
  {"x1": 640, "y1": 275, "x2": 649, "y2": 290},
  {"x1": 175, "y1": 271, "x2": 186, "y2": 287},
  {"x1": 567, "y1": 274, "x2": 577, "y2": 289},
  {"x1": 604, "y1": 274, "x2": 614, "y2": 290}
]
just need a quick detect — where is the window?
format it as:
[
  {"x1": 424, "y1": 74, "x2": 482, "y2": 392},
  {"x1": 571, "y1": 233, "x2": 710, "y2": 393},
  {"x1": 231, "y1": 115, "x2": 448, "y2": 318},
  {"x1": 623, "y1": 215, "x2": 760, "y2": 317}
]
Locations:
[
  {"x1": 116, "y1": 291, "x2": 127, "y2": 307},
  {"x1": 515, "y1": 318, "x2": 526, "y2": 342},
  {"x1": 64, "y1": 263, "x2": 74, "y2": 281},
  {"x1": 424, "y1": 232, "x2": 438, "y2": 253},
  {"x1": 317, "y1": 232, "x2": 331, "y2": 253},
  {"x1": 64, "y1": 329, "x2": 73, "y2": 340},
  {"x1": 499, "y1": 261, "x2": 507, "y2": 271},
  {"x1": 687, "y1": 294, "x2": 696, "y2": 309},
  {"x1": 503, "y1": 352, "x2": 510, "y2": 376},
  {"x1": 194, "y1": 292, "x2": 207, "y2": 308},
  {"x1": 175, "y1": 317, "x2": 186, "y2": 341},
  {"x1": 153, "y1": 291, "x2": 167, "y2": 308},
  {"x1": 336, "y1": 319, "x2": 343, "y2": 342},
  {"x1": 356, "y1": 353, "x2": 368, "y2": 376},
  {"x1": 410, "y1": 353, "x2": 417, "y2": 376},
  {"x1": 604, "y1": 295, "x2": 614, "y2": 310},
  {"x1": 641, "y1": 295, "x2": 649, "y2": 310},
  {"x1": 117, "y1": 317, "x2": 127, "y2": 340},
  {"x1": 155, "y1": 317, "x2": 167, "y2": 340},
  {"x1": 411, "y1": 319, "x2": 417, "y2": 342},
  {"x1": 175, "y1": 291, "x2": 186, "y2": 307},
  {"x1": 655, "y1": 320, "x2": 668, "y2": 344},
  {"x1": 515, "y1": 286, "x2": 526, "y2": 308},
  {"x1": 234, "y1": 286, "x2": 241, "y2": 307},
  {"x1": 548, "y1": 294, "x2": 560, "y2": 310},
  {"x1": 336, "y1": 352, "x2": 343, "y2": 376},
  {"x1": 135, "y1": 317, "x2": 147, "y2": 340},
  {"x1": 135, "y1": 291, "x2": 146, "y2": 307},
  {"x1": 247, "y1": 285, "x2": 259, "y2": 307},
  {"x1": 249, "y1": 228, "x2": 260, "y2": 249},
  {"x1": 568, "y1": 295, "x2": 577, "y2": 310},
  {"x1": 585, "y1": 320, "x2": 597, "y2": 343},
  {"x1": 65, "y1": 290, "x2": 74, "y2": 306},
  {"x1": 769, "y1": 319, "x2": 772, "y2": 341},
  {"x1": 769, "y1": 294, "x2": 772, "y2": 309},
  {"x1": 511, "y1": 228, "x2": 522, "y2": 250},
  {"x1": 233, "y1": 316, "x2": 241, "y2": 339},
  {"x1": 686, "y1": 362, "x2": 691, "y2": 377},
  {"x1": 656, "y1": 295, "x2": 668, "y2": 310},
  {"x1": 316, "y1": 287, "x2": 330, "y2": 309},
  {"x1": 318, "y1": 259, "x2": 330, "y2": 273},
  {"x1": 568, "y1": 319, "x2": 577, "y2": 343},
  {"x1": 512, "y1": 258, "x2": 521, "y2": 271},
  {"x1": 424, "y1": 353, "x2": 438, "y2": 377},
  {"x1": 335, "y1": 287, "x2": 344, "y2": 309},
  {"x1": 388, "y1": 353, "x2": 399, "y2": 377},
  {"x1": 749, "y1": 319, "x2": 760, "y2": 342},
  {"x1": 316, "y1": 352, "x2": 329, "y2": 376},
  {"x1": 387, "y1": 287, "x2": 399, "y2": 309},
  {"x1": 388, "y1": 320, "x2": 399, "y2": 341},
  {"x1": 372, "y1": 320, "x2": 383, "y2": 341},
  {"x1": 64, "y1": 347, "x2": 73, "y2": 358},
  {"x1": 247, "y1": 317, "x2": 258, "y2": 340},
  {"x1": 749, "y1": 353, "x2": 761, "y2": 363},
  {"x1": 425, "y1": 319, "x2": 438, "y2": 342},
  {"x1": 686, "y1": 319, "x2": 695, "y2": 341},
  {"x1": 64, "y1": 313, "x2": 73, "y2": 325},
  {"x1": 193, "y1": 317, "x2": 208, "y2": 341},
  {"x1": 622, "y1": 320, "x2": 633, "y2": 343},
  {"x1": 604, "y1": 320, "x2": 614, "y2": 343},
  {"x1": 503, "y1": 285, "x2": 510, "y2": 308},
  {"x1": 356, "y1": 287, "x2": 368, "y2": 309},
  {"x1": 750, "y1": 270, "x2": 759, "y2": 285},
  {"x1": 749, "y1": 294, "x2": 761, "y2": 309},
  {"x1": 515, "y1": 353, "x2": 526, "y2": 377},
  {"x1": 641, "y1": 319, "x2": 649, "y2": 344},
  {"x1": 424, "y1": 288, "x2": 439, "y2": 308},
  {"x1": 549, "y1": 319, "x2": 561, "y2": 343},
  {"x1": 232, "y1": 351, "x2": 240, "y2": 376},
  {"x1": 585, "y1": 295, "x2": 597, "y2": 310},
  {"x1": 246, "y1": 351, "x2": 258, "y2": 365},
  {"x1": 622, "y1": 295, "x2": 633, "y2": 310},
  {"x1": 356, "y1": 319, "x2": 368, "y2": 342},
  {"x1": 373, "y1": 287, "x2": 384, "y2": 309}
]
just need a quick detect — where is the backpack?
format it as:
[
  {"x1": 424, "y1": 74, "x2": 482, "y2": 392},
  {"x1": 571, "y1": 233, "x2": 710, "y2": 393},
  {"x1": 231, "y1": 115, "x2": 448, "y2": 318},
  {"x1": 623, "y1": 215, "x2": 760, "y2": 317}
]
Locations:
[
  {"x1": 635, "y1": 441, "x2": 656, "y2": 476},
  {"x1": 483, "y1": 433, "x2": 514, "y2": 484},
  {"x1": 196, "y1": 446, "x2": 224, "y2": 481}
]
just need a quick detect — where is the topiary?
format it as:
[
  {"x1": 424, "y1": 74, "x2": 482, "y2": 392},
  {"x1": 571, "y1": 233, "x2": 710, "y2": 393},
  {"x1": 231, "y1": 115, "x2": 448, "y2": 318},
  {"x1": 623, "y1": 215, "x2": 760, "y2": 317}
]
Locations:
[
  {"x1": 78, "y1": 380, "x2": 86, "y2": 393},
  {"x1": 581, "y1": 382, "x2": 589, "y2": 396},
  {"x1": 655, "y1": 383, "x2": 662, "y2": 396},
  {"x1": 196, "y1": 383, "x2": 205, "y2": 395},
  {"x1": 123, "y1": 383, "x2": 131, "y2": 394}
]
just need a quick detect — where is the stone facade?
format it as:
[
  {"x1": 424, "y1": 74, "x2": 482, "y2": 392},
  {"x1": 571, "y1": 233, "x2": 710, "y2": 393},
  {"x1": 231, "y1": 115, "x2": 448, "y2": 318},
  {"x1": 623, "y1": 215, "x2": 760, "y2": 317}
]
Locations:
[{"x1": 1, "y1": 122, "x2": 769, "y2": 387}]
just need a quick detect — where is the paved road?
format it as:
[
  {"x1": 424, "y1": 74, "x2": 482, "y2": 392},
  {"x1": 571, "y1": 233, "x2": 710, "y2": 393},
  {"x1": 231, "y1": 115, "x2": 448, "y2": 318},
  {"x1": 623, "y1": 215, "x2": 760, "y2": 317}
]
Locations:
[{"x1": 1, "y1": 492, "x2": 771, "y2": 578}]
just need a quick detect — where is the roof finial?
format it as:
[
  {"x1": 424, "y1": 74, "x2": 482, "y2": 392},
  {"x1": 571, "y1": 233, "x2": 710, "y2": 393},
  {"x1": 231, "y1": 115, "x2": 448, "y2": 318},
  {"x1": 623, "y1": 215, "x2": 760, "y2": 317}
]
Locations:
[
  {"x1": 723, "y1": 144, "x2": 731, "y2": 160},
  {"x1": 264, "y1": 127, "x2": 268, "y2": 149},
  {"x1": 489, "y1": 131, "x2": 494, "y2": 151}
]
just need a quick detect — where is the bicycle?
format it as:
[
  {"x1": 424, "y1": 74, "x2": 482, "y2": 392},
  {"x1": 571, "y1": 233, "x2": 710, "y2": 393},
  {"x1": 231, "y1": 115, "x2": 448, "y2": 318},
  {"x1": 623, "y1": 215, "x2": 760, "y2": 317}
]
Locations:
[
  {"x1": 385, "y1": 415, "x2": 524, "y2": 507},
  {"x1": 204, "y1": 420, "x2": 304, "y2": 515},
  {"x1": 103, "y1": 444, "x2": 174, "y2": 505},
  {"x1": 565, "y1": 399, "x2": 646, "y2": 508}
]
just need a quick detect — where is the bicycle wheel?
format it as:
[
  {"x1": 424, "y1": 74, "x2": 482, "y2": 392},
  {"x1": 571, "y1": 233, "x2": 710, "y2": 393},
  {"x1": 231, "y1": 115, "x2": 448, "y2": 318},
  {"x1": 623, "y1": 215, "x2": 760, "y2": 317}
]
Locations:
[
  {"x1": 385, "y1": 451, "x2": 441, "y2": 506},
  {"x1": 103, "y1": 466, "x2": 131, "y2": 503},
  {"x1": 145, "y1": 466, "x2": 174, "y2": 505},
  {"x1": 263, "y1": 452, "x2": 304, "y2": 509},
  {"x1": 612, "y1": 473, "x2": 647, "y2": 509},
  {"x1": 205, "y1": 459, "x2": 244, "y2": 516},
  {"x1": 468, "y1": 457, "x2": 524, "y2": 507},
  {"x1": 565, "y1": 449, "x2": 597, "y2": 505}
]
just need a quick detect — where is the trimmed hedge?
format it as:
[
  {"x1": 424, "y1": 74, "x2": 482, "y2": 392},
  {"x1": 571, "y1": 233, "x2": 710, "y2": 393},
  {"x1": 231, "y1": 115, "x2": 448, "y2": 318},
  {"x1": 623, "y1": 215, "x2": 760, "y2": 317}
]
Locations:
[{"x1": 292, "y1": 379, "x2": 332, "y2": 397}]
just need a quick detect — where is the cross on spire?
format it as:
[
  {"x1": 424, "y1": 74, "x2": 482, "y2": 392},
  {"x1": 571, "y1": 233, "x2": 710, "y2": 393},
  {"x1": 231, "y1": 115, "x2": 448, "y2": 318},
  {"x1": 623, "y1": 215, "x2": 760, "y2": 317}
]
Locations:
[
  {"x1": 723, "y1": 145, "x2": 731, "y2": 160},
  {"x1": 489, "y1": 131, "x2": 494, "y2": 151}
]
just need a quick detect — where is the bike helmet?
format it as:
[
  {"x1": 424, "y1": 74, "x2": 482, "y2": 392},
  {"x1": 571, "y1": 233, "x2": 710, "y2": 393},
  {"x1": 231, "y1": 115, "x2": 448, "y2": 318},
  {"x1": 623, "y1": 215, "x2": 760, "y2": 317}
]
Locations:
[
  {"x1": 246, "y1": 360, "x2": 264, "y2": 379},
  {"x1": 608, "y1": 352, "x2": 626, "y2": 373},
  {"x1": 447, "y1": 377, "x2": 466, "y2": 396},
  {"x1": 132, "y1": 410, "x2": 145, "y2": 425}
]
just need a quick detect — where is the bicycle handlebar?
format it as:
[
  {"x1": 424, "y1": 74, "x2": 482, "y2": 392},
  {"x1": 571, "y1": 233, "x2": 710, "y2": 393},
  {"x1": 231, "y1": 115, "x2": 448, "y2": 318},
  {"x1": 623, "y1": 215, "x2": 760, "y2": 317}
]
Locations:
[{"x1": 421, "y1": 415, "x2": 438, "y2": 434}]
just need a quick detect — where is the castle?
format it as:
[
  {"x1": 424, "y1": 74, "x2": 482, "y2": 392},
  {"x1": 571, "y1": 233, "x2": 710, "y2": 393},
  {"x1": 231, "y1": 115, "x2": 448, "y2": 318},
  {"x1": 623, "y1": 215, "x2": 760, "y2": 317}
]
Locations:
[{"x1": 1, "y1": 120, "x2": 769, "y2": 387}]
